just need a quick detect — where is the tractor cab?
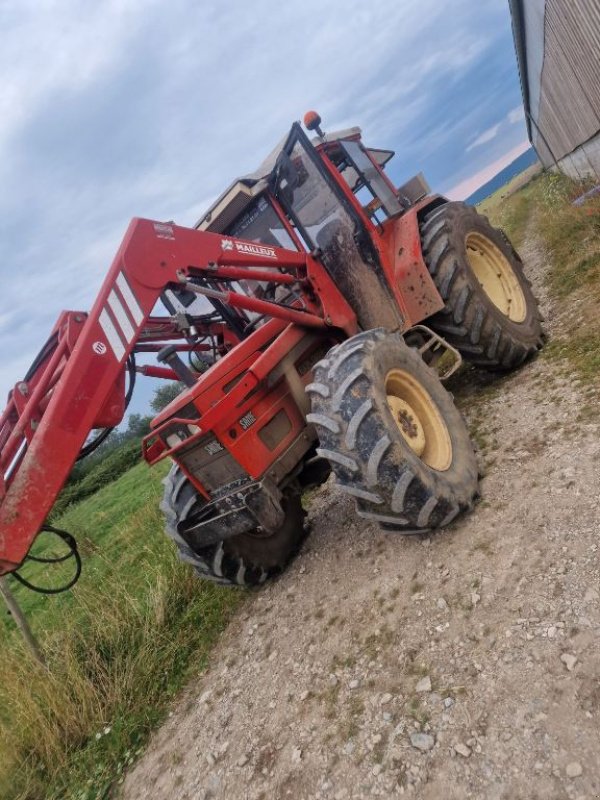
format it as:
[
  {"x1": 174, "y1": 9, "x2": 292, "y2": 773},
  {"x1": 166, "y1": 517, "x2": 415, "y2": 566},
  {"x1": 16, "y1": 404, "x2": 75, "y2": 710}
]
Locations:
[
  {"x1": 195, "y1": 116, "x2": 428, "y2": 249},
  {"x1": 194, "y1": 117, "x2": 435, "y2": 332}
]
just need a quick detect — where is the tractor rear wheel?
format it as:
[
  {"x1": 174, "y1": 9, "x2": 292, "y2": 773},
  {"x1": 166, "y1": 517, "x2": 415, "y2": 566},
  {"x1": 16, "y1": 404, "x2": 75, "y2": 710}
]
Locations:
[
  {"x1": 307, "y1": 330, "x2": 478, "y2": 532},
  {"x1": 161, "y1": 465, "x2": 306, "y2": 587},
  {"x1": 420, "y1": 202, "x2": 543, "y2": 369}
]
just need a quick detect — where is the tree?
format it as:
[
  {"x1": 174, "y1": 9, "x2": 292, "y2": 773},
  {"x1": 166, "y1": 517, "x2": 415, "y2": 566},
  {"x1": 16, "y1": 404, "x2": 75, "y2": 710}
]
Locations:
[
  {"x1": 150, "y1": 382, "x2": 184, "y2": 414},
  {"x1": 126, "y1": 413, "x2": 152, "y2": 437}
]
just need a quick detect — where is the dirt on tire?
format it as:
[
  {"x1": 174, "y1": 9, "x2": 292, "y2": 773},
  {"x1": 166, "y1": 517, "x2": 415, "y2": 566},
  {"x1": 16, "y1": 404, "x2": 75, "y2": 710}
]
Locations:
[{"x1": 121, "y1": 231, "x2": 600, "y2": 800}]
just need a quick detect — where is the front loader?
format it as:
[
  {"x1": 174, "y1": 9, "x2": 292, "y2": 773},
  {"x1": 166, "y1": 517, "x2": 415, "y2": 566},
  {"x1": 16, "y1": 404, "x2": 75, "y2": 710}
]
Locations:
[{"x1": 0, "y1": 112, "x2": 543, "y2": 589}]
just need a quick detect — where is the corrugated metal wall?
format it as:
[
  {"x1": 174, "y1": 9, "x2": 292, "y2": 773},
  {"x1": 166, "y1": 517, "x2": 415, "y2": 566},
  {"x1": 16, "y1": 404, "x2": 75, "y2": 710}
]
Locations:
[{"x1": 513, "y1": 0, "x2": 600, "y2": 178}]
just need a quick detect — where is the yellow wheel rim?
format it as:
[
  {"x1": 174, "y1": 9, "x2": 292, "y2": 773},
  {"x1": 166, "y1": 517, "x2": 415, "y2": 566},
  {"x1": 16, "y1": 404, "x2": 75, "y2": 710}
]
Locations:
[
  {"x1": 465, "y1": 232, "x2": 527, "y2": 323},
  {"x1": 385, "y1": 369, "x2": 452, "y2": 471}
]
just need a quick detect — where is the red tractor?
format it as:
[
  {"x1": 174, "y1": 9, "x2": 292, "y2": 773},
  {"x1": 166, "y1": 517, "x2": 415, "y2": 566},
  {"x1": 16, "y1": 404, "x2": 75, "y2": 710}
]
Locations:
[{"x1": 0, "y1": 112, "x2": 543, "y2": 589}]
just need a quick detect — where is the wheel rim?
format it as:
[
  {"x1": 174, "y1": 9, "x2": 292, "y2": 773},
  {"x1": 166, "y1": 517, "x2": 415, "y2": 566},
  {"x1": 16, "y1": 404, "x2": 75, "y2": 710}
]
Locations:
[
  {"x1": 385, "y1": 369, "x2": 452, "y2": 471},
  {"x1": 465, "y1": 232, "x2": 527, "y2": 322}
]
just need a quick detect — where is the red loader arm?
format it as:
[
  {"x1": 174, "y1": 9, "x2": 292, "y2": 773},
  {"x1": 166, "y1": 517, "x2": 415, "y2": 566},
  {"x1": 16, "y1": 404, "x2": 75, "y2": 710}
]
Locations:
[{"x1": 0, "y1": 218, "x2": 349, "y2": 576}]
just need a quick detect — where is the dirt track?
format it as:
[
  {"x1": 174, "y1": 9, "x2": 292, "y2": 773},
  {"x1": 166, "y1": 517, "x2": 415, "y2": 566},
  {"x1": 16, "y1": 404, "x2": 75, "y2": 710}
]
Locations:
[{"x1": 122, "y1": 235, "x2": 600, "y2": 800}]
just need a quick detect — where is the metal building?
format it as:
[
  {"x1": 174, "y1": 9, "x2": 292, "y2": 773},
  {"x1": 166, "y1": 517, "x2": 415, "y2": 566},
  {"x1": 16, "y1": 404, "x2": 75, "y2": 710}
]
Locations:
[{"x1": 509, "y1": 0, "x2": 600, "y2": 179}]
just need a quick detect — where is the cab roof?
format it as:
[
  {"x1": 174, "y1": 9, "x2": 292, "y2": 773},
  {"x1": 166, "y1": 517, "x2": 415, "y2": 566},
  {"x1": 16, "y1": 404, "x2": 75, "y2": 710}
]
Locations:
[{"x1": 194, "y1": 126, "x2": 378, "y2": 234}]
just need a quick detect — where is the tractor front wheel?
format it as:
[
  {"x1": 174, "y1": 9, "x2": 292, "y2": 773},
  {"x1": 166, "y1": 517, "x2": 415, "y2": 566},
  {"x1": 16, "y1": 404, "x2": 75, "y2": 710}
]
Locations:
[
  {"x1": 420, "y1": 202, "x2": 544, "y2": 370},
  {"x1": 161, "y1": 466, "x2": 306, "y2": 586},
  {"x1": 307, "y1": 330, "x2": 478, "y2": 532}
]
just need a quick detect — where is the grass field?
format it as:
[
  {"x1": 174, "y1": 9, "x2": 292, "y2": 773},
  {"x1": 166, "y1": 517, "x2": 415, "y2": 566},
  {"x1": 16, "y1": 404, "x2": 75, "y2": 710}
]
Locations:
[{"x1": 0, "y1": 460, "x2": 244, "y2": 800}]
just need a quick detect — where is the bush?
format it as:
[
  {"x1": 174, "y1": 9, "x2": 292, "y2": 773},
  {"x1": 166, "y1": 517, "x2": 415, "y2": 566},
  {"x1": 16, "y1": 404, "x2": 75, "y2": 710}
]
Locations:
[{"x1": 51, "y1": 440, "x2": 142, "y2": 519}]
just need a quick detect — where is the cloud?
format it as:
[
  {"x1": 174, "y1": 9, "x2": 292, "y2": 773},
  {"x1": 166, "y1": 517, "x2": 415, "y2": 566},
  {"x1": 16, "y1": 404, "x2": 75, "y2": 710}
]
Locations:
[
  {"x1": 0, "y1": 0, "x2": 525, "y2": 409},
  {"x1": 467, "y1": 123, "x2": 501, "y2": 151},
  {"x1": 507, "y1": 104, "x2": 525, "y2": 123}
]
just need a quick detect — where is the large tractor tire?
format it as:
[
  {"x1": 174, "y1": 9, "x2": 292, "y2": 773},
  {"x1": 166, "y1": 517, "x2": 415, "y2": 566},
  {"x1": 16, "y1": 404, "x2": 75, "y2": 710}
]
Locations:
[
  {"x1": 306, "y1": 330, "x2": 478, "y2": 532},
  {"x1": 420, "y1": 202, "x2": 543, "y2": 370},
  {"x1": 161, "y1": 465, "x2": 306, "y2": 587}
]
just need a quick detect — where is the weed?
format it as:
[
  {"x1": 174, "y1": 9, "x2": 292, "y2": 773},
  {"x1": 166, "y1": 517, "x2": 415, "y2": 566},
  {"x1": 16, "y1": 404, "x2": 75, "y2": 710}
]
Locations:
[
  {"x1": 331, "y1": 653, "x2": 356, "y2": 670},
  {"x1": 319, "y1": 683, "x2": 341, "y2": 719},
  {"x1": 300, "y1": 488, "x2": 318, "y2": 511},
  {"x1": 338, "y1": 694, "x2": 364, "y2": 741},
  {"x1": 406, "y1": 696, "x2": 430, "y2": 726},
  {"x1": 372, "y1": 732, "x2": 388, "y2": 764},
  {"x1": 470, "y1": 540, "x2": 494, "y2": 557}
]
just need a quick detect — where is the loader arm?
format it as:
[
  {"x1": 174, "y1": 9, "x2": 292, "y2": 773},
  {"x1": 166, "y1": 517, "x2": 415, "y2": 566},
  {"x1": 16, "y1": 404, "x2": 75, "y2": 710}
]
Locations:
[{"x1": 0, "y1": 218, "x2": 348, "y2": 576}]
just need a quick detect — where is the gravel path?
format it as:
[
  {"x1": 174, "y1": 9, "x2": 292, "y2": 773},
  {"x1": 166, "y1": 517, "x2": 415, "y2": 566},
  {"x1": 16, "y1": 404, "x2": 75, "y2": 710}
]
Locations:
[{"x1": 122, "y1": 235, "x2": 600, "y2": 800}]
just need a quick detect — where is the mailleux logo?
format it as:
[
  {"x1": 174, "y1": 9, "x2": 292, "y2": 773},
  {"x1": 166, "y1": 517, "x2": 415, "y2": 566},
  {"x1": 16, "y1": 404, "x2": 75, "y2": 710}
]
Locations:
[
  {"x1": 235, "y1": 241, "x2": 277, "y2": 259},
  {"x1": 221, "y1": 238, "x2": 277, "y2": 259}
]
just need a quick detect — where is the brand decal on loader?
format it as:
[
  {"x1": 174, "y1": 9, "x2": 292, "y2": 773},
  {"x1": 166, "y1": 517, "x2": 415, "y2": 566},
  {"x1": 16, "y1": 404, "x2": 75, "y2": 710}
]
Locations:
[
  {"x1": 153, "y1": 222, "x2": 175, "y2": 240},
  {"x1": 239, "y1": 411, "x2": 256, "y2": 430},
  {"x1": 92, "y1": 341, "x2": 107, "y2": 355},
  {"x1": 221, "y1": 239, "x2": 277, "y2": 259}
]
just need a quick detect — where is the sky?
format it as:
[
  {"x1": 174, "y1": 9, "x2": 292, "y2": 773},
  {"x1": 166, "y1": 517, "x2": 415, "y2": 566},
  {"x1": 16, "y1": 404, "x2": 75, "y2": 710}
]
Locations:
[{"x1": 0, "y1": 0, "x2": 530, "y2": 414}]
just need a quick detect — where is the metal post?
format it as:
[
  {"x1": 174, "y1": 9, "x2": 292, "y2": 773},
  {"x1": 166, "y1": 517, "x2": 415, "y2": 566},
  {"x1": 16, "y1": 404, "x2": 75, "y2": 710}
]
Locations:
[
  {"x1": 0, "y1": 576, "x2": 46, "y2": 667},
  {"x1": 527, "y1": 112, "x2": 562, "y2": 172}
]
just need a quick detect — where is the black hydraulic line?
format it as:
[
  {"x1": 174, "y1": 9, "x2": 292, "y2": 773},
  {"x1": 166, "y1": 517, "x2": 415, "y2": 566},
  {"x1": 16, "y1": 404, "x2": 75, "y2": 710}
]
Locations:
[
  {"x1": 12, "y1": 526, "x2": 82, "y2": 594},
  {"x1": 23, "y1": 331, "x2": 60, "y2": 383}
]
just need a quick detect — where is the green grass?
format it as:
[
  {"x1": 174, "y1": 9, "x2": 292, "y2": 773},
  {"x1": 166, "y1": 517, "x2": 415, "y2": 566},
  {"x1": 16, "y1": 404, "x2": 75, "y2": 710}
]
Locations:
[
  {"x1": 477, "y1": 164, "x2": 542, "y2": 251},
  {"x1": 482, "y1": 179, "x2": 536, "y2": 252},
  {"x1": 485, "y1": 172, "x2": 600, "y2": 296},
  {"x1": 542, "y1": 332, "x2": 600, "y2": 384},
  {"x1": 49, "y1": 439, "x2": 143, "y2": 520},
  {"x1": 0, "y1": 460, "x2": 244, "y2": 800}
]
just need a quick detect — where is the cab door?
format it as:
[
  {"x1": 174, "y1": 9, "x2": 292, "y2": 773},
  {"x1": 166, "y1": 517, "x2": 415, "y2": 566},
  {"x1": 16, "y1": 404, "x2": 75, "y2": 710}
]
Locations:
[{"x1": 271, "y1": 124, "x2": 403, "y2": 332}]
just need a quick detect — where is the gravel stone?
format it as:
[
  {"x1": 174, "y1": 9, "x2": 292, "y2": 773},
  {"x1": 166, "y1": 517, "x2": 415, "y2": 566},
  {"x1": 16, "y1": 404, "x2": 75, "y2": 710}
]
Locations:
[
  {"x1": 583, "y1": 587, "x2": 599, "y2": 604},
  {"x1": 560, "y1": 653, "x2": 578, "y2": 671},
  {"x1": 409, "y1": 733, "x2": 435, "y2": 752},
  {"x1": 565, "y1": 762, "x2": 583, "y2": 778},
  {"x1": 454, "y1": 743, "x2": 471, "y2": 758}
]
